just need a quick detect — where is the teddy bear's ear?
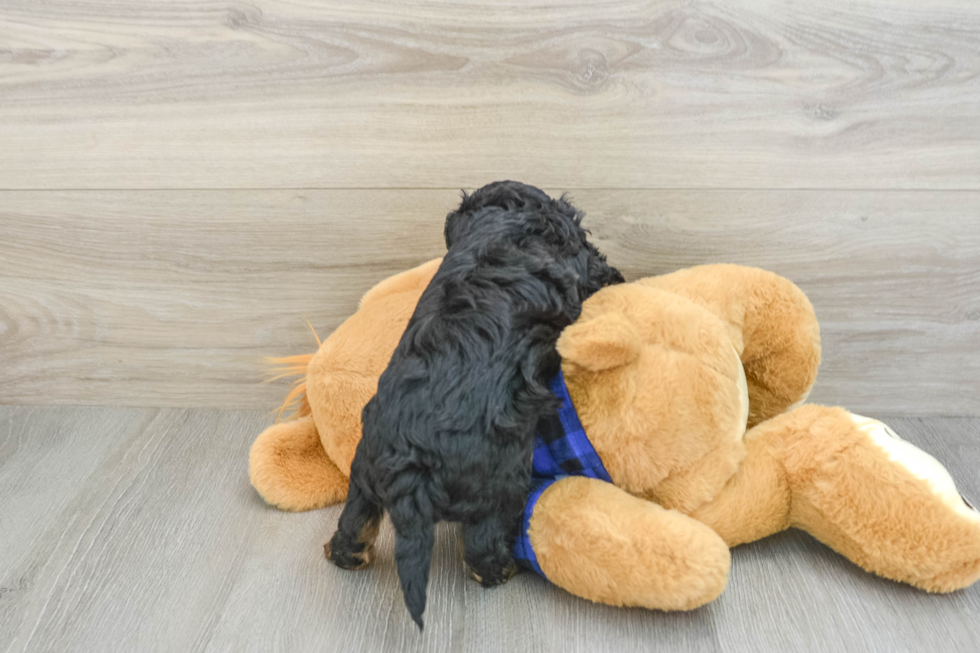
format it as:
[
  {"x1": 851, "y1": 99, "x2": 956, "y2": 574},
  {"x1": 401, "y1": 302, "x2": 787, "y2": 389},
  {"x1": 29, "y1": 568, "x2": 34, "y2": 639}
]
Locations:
[{"x1": 558, "y1": 312, "x2": 642, "y2": 371}]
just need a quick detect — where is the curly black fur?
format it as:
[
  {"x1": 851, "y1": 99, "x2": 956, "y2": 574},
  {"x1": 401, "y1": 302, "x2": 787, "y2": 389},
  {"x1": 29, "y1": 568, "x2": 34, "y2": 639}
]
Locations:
[{"x1": 325, "y1": 181, "x2": 624, "y2": 629}]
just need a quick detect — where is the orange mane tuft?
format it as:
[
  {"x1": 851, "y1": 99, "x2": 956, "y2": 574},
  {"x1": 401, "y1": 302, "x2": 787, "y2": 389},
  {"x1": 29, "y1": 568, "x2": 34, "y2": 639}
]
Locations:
[{"x1": 265, "y1": 320, "x2": 321, "y2": 422}]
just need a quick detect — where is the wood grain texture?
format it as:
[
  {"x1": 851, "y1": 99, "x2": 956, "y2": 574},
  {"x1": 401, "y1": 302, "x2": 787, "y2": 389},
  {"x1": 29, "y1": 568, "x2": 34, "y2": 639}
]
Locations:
[
  {"x1": 2, "y1": 189, "x2": 978, "y2": 414},
  {"x1": 1, "y1": 407, "x2": 978, "y2": 652},
  {"x1": 1, "y1": 0, "x2": 980, "y2": 189}
]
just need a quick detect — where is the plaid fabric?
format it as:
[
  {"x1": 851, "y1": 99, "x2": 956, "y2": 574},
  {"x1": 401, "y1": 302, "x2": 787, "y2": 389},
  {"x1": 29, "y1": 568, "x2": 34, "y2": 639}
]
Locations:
[{"x1": 513, "y1": 371, "x2": 612, "y2": 578}]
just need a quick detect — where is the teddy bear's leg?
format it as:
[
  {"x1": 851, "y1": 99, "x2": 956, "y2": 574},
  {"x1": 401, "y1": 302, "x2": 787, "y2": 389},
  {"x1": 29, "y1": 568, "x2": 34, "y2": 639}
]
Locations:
[
  {"x1": 687, "y1": 425, "x2": 793, "y2": 547},
  {"x1": 694, "y1": 405, "x2": 980, "y2": 592},
  {"x1": 528, "y1": 476, "x2": 731, "y2": 610},
  {"x1": 249, "y1": 416, "x2": 350, "y2": 511},
  {"x1": 637, "y1": 265, "x2": 821, "y2": 427}
]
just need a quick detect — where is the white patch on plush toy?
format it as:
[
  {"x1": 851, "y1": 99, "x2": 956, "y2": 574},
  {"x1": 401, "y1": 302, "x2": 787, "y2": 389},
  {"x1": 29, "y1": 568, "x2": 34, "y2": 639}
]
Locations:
[
  {"x1": 850, "y1": 413, "x2": 980, "y2": 523},
  {"x1": 734, "y1": 347, "x2": 749, "y2": 437}
]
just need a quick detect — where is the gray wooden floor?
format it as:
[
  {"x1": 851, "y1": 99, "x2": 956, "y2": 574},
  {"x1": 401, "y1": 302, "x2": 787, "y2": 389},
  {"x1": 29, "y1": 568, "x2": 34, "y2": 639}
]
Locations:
[{"x1": 1, "y1": 406, "x2": 978, "y2": 653}]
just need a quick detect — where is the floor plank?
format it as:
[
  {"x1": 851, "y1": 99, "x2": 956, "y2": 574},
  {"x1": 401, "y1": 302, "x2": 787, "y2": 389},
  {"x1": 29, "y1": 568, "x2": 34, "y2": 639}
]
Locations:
[
  {"x1": 1, "y1": 0, "x2": 979, "y2": 189},
  {"x1": 0, "y1": 408, "x2": 274, "y2": 652},
  {"x1": 0, "y1": 406, "x2": 155, "y2": 648},
  {"x1": 2, "y1": 189, "x2": 977, "y2": 414},
  {"x1": 1, "y1": 407, "x2": 977, "y2": 652}
]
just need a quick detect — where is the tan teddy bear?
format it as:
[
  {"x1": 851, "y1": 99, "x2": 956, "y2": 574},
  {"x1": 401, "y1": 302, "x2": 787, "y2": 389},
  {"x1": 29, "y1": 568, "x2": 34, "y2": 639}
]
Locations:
[{"x1": 249, "y1": 259, "x2": 980, "y2": 610}]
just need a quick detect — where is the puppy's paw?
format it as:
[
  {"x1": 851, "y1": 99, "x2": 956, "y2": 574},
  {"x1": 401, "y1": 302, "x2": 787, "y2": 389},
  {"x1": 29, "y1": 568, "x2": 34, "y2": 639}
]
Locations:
[
  {"x1": 464, "y1": 561, "x2": 483, "y2": 585},
  {"x1": 465, "y1": 559, "x2": 518, "y2": 587},
  {"x1": 324, "y1": 539, "x2": 375, "y2": 571}
]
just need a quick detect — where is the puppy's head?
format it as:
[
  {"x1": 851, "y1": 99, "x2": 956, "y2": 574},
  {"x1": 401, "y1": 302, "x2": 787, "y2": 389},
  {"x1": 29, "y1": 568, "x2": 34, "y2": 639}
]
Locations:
[
  {"x1": 578, "y1": 240, "x2": 625, "y2": 298},
  {"x1": 445, "y1": 181, "x2": 565, "y2": 249},
  {"x1": 445, "y1": 181, "x2": 624, "y2": 299}
]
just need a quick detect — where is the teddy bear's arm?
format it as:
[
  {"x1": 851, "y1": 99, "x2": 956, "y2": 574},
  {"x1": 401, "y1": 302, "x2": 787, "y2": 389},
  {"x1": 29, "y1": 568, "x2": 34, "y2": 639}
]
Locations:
[
  {"x1": 638, "y1": 265, "x2": 820, "y2": 427},
  {"x1": 527, "y1": 475, "x2": 731, "y2": 610}
]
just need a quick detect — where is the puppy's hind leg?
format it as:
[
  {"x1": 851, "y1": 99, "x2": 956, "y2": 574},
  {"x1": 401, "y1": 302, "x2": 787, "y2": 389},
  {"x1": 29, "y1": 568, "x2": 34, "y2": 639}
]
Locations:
[
  {"x1": 326, "y1": 478, "x2": 383, "y2": 570},
  {"x1": 462, "y1": 503, "x2": 522, "y2": 588}
]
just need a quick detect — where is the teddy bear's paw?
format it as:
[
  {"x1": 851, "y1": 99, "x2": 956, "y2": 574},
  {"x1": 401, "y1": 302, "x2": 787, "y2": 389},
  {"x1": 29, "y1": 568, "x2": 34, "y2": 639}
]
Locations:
[
  {"x1": 782, "y1": 409, "x2": 980, "y2": 592},
  {"x1": 850, "y1": 414, "x2": 980, "y2": 526},
  {"x1": 248, "y1": 416, "x2": 350, "y2": 511},
  {"x1": 845, "y1": 413, "x2": 980, "y2": 592},
  {"x1": 530, "y1": 476, "x2": 731, "y2": 610}
]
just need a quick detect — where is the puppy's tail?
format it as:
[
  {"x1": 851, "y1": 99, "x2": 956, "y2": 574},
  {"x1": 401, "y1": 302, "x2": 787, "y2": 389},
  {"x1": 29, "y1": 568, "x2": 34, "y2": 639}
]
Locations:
[{"x1": 388, "y1": 482, "x2": 436, "y2": 630}]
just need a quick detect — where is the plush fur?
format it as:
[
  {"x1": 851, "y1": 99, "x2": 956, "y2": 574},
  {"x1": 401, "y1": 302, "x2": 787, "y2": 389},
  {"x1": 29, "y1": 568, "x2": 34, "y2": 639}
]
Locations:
[
  {"x1": 250, "y1": 261, "x2": 980, "y2": 620},
  {"x1": 530, "y1": 266, "x2": 980, "y2": 605},
  {"x1": 324, "y1": 181, "x2": 623, "y2": 628},
  {"x1": 636, "y1": 265, "x2": 822, "y2": 428},
  {"x1": 691, "y1": 406, "x2": 980, "y2": 592},
  {"x1": 250, "y1": 260, "x2": 443, "y2": 514}
]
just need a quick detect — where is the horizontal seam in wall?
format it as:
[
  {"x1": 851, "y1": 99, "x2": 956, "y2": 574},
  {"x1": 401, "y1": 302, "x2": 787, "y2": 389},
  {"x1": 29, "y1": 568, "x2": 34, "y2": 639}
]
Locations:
[{"x1": 2, "y1": 187, "x2": 980, "y2": 193}]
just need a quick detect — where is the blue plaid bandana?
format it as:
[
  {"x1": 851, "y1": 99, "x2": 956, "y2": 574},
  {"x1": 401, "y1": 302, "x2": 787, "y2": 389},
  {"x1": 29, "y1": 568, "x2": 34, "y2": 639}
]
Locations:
[{"x1": 512, "y1": 371, "x2": 612, "y2": 578}]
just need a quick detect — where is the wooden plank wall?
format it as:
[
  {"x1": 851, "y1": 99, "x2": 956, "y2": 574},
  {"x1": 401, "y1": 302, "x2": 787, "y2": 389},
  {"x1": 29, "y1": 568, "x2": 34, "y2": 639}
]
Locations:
[{"x1": 1, "y1": 0, "x2": 978, "y2": 414}]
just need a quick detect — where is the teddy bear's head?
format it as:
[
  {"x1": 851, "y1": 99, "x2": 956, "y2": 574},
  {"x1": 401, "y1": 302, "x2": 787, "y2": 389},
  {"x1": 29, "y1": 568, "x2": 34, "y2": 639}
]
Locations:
[{"x1": 557, "y1": 283, "x2": 750, "y2": 514}]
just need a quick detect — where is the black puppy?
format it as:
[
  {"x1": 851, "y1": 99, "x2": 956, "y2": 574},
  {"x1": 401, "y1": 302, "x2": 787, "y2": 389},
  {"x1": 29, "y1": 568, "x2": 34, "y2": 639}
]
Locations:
[{"x1": 325, "y1": 181, "x2": 623, "y2": 628}]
